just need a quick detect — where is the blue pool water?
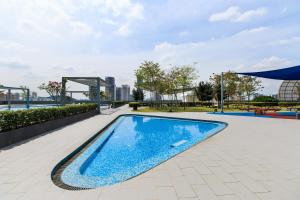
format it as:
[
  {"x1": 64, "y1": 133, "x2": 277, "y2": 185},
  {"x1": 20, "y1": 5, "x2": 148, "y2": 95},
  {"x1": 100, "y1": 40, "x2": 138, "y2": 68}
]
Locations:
[{"x1": 60, "y1": 115, "x2": 226, "y2": 188}]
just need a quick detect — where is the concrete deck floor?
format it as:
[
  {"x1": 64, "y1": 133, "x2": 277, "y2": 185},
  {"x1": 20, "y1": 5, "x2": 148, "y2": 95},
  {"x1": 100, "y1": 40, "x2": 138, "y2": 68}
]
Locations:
[{"x1": 1, "y1": 106, "x2": 300, "y2": 200}]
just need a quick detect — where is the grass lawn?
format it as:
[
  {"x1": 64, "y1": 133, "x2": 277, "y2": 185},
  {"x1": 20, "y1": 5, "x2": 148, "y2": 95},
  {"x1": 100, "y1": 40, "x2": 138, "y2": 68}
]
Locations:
[
  {"x1": 134, "y1": 106, "x2": 241, "y2": 113},
  {"x1": 133, "y1": 105, "x2": 299, "y2": 113}
]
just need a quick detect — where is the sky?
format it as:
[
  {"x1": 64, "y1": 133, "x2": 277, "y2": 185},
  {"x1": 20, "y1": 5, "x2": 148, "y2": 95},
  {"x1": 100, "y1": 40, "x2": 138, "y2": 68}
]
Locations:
[{"x1": 0, "y1": 0, "x2": 300, "y2": 96}]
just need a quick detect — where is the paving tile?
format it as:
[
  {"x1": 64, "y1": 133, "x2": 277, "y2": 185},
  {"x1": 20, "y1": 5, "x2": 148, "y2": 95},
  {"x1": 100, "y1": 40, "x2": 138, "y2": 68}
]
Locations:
[
  {"x1": 261, "y1": 180, "x2": 298, "y2": 200},
  {"x1": 182, "y1": 168, "x2": 205, "y2": 185},
  {"x1": 156, "y1": 187, "x2": 178, "y2": 200},
  {"x1": 256, "y1": 192, "x2": 281, "y2": 200},
  {"x1": 192, "y1": 185, "x2": 218, "y2": 200},
  {"x1": 232, "y1": 173, "x2": 268, "y2": 193},
  {"x1": 202, "y1": 174, "x2": 233, "y2": 196},
  {"x1": 179, "y1": 198, "x2": 199, "y2": 200},
  {"x1": 175, "y1": 156, "x2": 193, "y2": 169},
  {"x1": 153, "y1": 170, "x2": 172, "y2": 186},
  {"x1": 217, "y1": 195, "x2": 239, "y2": 200},
  {"x1": 171, "y1": 176, "x2": 196, "y2": 198},
  {"x1": 192, "y1": 162, "x2": 212, "y2": 175},
  {"x1": 225, "y1": 182, "x2": 260, "y2": 200},
  {"x1": 209, "y1": 166, "x2": 237, "y2": 183},
  {"x1": 165, "y1": 163, "x2": 183, "y2": 177}
]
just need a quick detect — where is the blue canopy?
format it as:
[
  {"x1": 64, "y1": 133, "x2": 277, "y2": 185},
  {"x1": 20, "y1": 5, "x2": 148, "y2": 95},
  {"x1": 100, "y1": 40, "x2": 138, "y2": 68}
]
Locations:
[{"x1": 237, "y1": 65, "x2": 300, "y2": 80}]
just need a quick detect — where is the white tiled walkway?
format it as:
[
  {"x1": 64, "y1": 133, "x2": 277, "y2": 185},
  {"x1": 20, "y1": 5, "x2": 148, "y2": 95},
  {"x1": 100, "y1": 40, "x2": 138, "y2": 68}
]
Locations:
[{"x1": 1, "y1": 106, "x2": 300, "y2": 200}]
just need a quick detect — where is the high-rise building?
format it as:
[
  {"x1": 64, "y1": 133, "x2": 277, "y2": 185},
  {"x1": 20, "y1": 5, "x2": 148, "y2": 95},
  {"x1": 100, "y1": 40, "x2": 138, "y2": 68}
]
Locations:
[
  {"x1": 0, "y1": 93, "x2": 5, "y2": 101},
  {"x1": 116, "y1": 87, "x2": 122, "y2": 101},
  {"x1": 105, "y1": 77, "x2": 116, "y2": 101},
  {"x1": 31, "y1": 92, "x2": 38, "y2": 101},
  {"x1": 120, "y1": 85, "x2": 130, "y2": 101}
]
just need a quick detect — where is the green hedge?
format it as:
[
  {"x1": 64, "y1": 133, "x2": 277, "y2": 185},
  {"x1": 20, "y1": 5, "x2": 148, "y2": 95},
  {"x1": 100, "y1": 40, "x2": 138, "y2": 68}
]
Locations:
[
  {"x1": 0, "y1": 103, "x2": 97, "y2": 132},
  {"x1": 278, "y1": 102, "x2": 300, "y2": 107},
  {"x1": 111, "y1": 101, "x2": 128, "y2": 108}
]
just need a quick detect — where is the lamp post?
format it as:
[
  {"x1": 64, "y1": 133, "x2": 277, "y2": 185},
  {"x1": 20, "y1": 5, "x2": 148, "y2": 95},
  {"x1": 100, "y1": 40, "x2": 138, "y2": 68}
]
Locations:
[
  {"x1": 26, "y1": 89, "x2": 30, "y2": 109},
  {"x1": 221, "y1": 72, "x2": 224, "y2": 113}
]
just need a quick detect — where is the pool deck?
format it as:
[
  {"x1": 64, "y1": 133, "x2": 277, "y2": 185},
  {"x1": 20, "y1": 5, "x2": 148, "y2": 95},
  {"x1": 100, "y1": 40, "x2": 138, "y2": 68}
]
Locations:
[{"x1": 1, "y1": 106, "x2": 300, "y2": 200}]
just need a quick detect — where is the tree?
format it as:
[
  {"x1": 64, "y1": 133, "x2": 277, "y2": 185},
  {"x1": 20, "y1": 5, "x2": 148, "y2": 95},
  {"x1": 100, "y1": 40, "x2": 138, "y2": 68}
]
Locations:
[
  {"x1": 209, "y1": 73, "x2": 227, "y2": 107},
  {"x1": 194, "y1": 81, "x2": 213, "y2": 104},
  {"x1": 164, "y1": 68, "x2": 181, "y2": 110},
  {"x1": 83, "y1": 90, "x2": 106, "y2": 100},
  {"x1": 239, "y1": 76, "x2": 263, "y2": 110},
  {"x1": 176, "y1": 66, "x2": 198, "y2": 109},
  {"x1": 224, "y1": 72, "x2": 239, "y2": 101},
  {"x1": 297, "y1": 83, "x2": 300, "y2": 101},
  {"x1": 253, "y1": 95, "x2": 278, "y2": 102},
  {"x1": 100, "y1": 91, "x2": 106, "y2": 100},
  {"x1": 135, "y1": 61, "x2": 164, "y2": 105},
  {"x1": 132, "y1": 88, "x2": 144, "y2": 101},
  {"x1": 19, "y1": 85, "x2": 29, "y2": 100},
  {"x1": 38, "y1": 81, "x2": 62, "y2": 105},
  {"x1": 0, "y1": 83, "x2": 4, "y2": 94}
]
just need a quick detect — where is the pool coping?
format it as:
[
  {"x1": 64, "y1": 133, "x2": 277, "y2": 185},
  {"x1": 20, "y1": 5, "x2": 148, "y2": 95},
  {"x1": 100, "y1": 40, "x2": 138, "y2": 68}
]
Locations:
[{"x1": 51, "y1": 114, "x2": 228, "y2": 190}]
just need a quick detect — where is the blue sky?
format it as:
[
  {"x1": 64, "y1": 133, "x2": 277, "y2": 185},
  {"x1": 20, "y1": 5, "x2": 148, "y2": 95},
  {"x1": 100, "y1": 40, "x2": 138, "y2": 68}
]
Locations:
[{"x1": 0, "y1": 0, "x2": 300, "y2": 95}]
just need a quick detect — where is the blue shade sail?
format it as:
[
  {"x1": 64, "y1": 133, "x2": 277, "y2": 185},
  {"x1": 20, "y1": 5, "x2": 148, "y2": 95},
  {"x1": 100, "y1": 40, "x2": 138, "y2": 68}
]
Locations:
[{"x1": 237, "y1": 65, "x2": 300, "y2": 80}]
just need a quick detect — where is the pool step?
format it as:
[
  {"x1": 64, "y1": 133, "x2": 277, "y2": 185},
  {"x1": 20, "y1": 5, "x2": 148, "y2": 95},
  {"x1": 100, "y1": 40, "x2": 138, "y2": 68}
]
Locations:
[{"x1": 171, "y1": 140, "x2": 187, "y2": 147}]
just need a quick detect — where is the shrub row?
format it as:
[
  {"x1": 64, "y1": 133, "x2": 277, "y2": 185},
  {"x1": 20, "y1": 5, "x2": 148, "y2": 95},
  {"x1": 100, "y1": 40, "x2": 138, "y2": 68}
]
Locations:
[
  {"x1": 0, "y1": 103, "x2": 97, "y2": 132},
  {"x1": 226, "y1": 102, "x2": 300, "y2": 107},
  {"x1": 128, "y1": 102, "x2": 149, "y2": 107},
  {"x1": 111, "y1": 101, "x2": 128, "y2": 108},
  {"x1": 129, "y1": 101, "x2": 300, "y2": 108}
]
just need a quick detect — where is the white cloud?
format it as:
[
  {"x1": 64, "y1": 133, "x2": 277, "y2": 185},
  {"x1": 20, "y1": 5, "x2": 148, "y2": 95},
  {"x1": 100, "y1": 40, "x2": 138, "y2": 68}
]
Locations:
[
  {"x1": 115, "y1": 23, "x2": 131, "y2": 36},
  {"x1": 152, "y1": 26, "x2": 270, "y2": 64},
  {"x1": 0, "y1": 40, "x2": 37, "y2": 52},
  {"x1": 0, "y1": 58, "x2": 31, "y2": 69},
  {"x1": 251, "y1": 56, "x2": 291, "y2": 70},
  {"x1": 100, "y1": 0, "x2": 144, "y2": 20},
  {"x1": 69, "y1": 21, "x2": 93, "y2": 35},
  {"x1": 52, "y1": 65, "x2": 75, "y2": 72},
  {"x1": 179, "y1": 31, "x2": 189, "y2": 37},
  {"x1": 267, "y1": 36, "x2": 300, "y2": 46},
  {"x1": 235, "y1": 27, "x2": 269, "y2": 36},
  {"x1": 83, "y1": 0, "x2": 144, "y2": 36},
  {"x1": 209, "y1": 6, "x2": 267, "y2": 22},
  {"x1": 100, "y1": 18, "x2": 118, "y2": 25},
  {"x1": 0, "y1": 41, "x2": 25, "y2": 50}
]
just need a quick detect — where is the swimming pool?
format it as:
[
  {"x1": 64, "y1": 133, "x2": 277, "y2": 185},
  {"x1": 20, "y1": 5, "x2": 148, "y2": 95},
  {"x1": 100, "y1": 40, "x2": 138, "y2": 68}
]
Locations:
[{"x1": 55, "y1": 115, "x2": 226, "y2": 189}]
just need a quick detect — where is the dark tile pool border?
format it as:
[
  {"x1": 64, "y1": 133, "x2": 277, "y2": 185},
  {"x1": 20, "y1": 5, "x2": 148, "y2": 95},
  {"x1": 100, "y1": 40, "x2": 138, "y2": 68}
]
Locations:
[{"x1": 51, "y1": 114, "x2": 228, "y2": 190}]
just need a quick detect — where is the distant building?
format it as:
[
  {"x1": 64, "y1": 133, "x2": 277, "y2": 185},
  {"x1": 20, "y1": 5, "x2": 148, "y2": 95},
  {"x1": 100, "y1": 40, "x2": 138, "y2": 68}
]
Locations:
[
  {"x1": 120, "y1": 85, "x2": 130, "y2": 101},
  {"x1": 278, "y1": 80, "x2": 300, "y2": 101},
  {"x1": 37, "y1": 97, "x2": 53, "y2": 101},
  {"x1": 0, "y1": 93, "x2": 20, "y2": 101},
  {"x1": 185, "y1": 94, "x2": 199, "y2": 102},
  {"x1": 105, "y1": 77, "x2": 116, "y2": 101},
  {"x1": 12, "y1": 93, "x2": 20, "y2": 101},
  {"x1": 31, "y1": 92, "x2": 38, "y2": 101},
  {"x1": 116, "y1": 87, "x2": 122, "y2": 101},
  {"x1": 0, "y1": 93, "x2": 5, "y2": 101},
  {"x1": 149, "y1": 92, "x2": 161, "y2": 101}
]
